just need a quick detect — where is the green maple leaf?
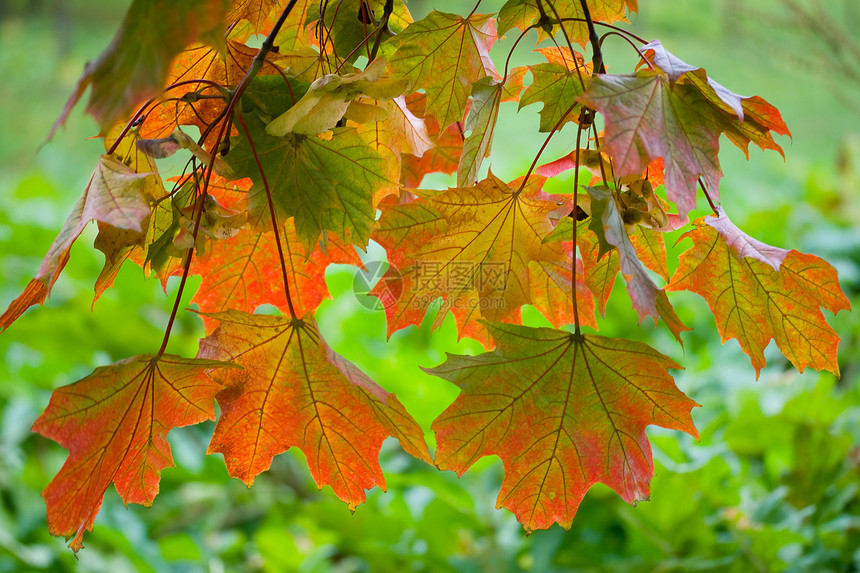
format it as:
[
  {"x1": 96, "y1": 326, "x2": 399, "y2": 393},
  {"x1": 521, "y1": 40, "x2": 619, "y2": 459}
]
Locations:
[
  {"x1": 229, "y1": 111, "x2": 388, "y2": 249},
  {"x1": 519, "y1": 48, "x2": 589, "y2": 132},
  {"x1": 388, "y1": 10, "x2": 498, "y2": 130}
]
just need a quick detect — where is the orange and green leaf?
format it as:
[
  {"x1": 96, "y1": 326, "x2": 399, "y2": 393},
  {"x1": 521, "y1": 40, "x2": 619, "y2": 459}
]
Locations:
[
  {"x1": 371, "y1": 173, "x2": 595, "y2": 343},
  {"x1": 429, "y1": 321, "x2": 698, "y2": 532},
  {"x1": 192, "y1": 221, "x2": 360, "y2": 333},
  {"x1": 668, "y1": 213, "x2": 850, "y2": 376},
  {"x1": 31, "y1": 355, "x2": 235, "y2": 551},
  {"x1": 197, "y1": 311, "x2": 431, "y2": 505}
]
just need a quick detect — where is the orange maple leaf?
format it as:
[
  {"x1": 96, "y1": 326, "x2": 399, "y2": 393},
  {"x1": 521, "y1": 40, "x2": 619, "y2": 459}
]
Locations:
[
  {"x1": 429, "y1": 321, "x2": 698, "y2": 532},
  {"x1": 31, "y1": 355, "x2": 235, "y2": 551},
  {"x1": 668, "y1": 212, "x2": 850, "y2": 377},
  {"x1": 371, "y1": 173, "x2": 596, "y2": 344},
  {"x1": 198, "y1": 311, "x2": 432, "y2": 505}
]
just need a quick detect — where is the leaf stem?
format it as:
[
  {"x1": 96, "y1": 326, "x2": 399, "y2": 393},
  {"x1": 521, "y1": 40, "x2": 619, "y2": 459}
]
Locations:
[
  {"x1": 557, "y1": 18, "x2": 647, "y2": 44},
  {"x1": 503, "y1": 25, "x2": 539, "y2": 80},
  {"x1": 571, "y1": 122, "x2": 585, "y2": 335},
  {"x1": 369, "y1": 0, "x2": 394, "y2": 62},
  {"x1": 155, "y1": 0, "x2": 301, "y2": 352},
  {"x1": 698, "y1": 178, "x2": 719, "y2": 214},
  {"x1": 517, "y1": 100, "x2": 579, "y2": 193},
  {"x1": 542, "y1": 0, "x2": 586, "y2": 89},
  {"x1": 155, "y1": 192, "x2": 205, "y2": 357},
  {"x1": 235, "y1": 113, "x2": 298, "y2": 319},
  {"x1": 578, "y1": 0, "x2": 606, "y2": 74},
  {"x1": 468, "y1": 0, "x2": 483, "y2": 18}
]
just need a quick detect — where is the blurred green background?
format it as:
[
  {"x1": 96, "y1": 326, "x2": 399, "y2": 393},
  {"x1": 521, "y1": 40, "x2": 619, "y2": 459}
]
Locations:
[{"x1": 1, "y1": 0, "x2": 859, "y2": 571}]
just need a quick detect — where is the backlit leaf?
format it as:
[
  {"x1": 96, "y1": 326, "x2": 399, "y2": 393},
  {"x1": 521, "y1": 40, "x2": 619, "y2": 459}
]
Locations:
[
  {"x1": 31, "y1": 354, "x2": 235, "y2": 551},
  {"x1": 371, "y1": 173, "x2": 595, "y2": 343},
  {"x1": 429, "y1": 321, "x2": 698, "y2": 532},
  {"x1": 52, "y1": 0, "x2": 229, "y2": 134},
  {"x1": 192, "y1": 221, "x2": 360, "y2": 333},
  {"x1": 497, "y1": 0, "x2": 635, "y2": 46},
  {"x1": 667, "y1": 216, "x2": 851, "y2": 376},
  {"x1": 388, "y1": 11, "x2": 498, "y2": 130},
  {"x1": 519, "y1": 48, "x2": 589, "y2": 132},
  {"x1": 197, "y1": 311, "x2": 432, "y2": 506},
  {"x1": 229, "y1": 111, "x2": 388, "y2": 249},
  {"x1": 1, "y1": 155, "x2": 161, "y2": 331},
  {"x1": 580, "y1": 43, "x2": 789, "y2": 217}
]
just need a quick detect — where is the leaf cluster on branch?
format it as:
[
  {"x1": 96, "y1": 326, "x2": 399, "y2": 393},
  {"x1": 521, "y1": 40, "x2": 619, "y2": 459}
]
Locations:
[{"x1": 0, "y1": 0, "x2": 850, "y2": 551}]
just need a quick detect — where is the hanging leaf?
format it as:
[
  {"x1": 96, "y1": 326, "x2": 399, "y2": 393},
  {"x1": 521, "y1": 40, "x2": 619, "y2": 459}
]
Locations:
[
  {"x1": 32, "y1": 355, "x2": 236, "y2": 551},
  {"x1": 51, "y1": 0, "x2": 229, "y2": 135},
  {"x1": 429, "y1": 321, "x2": 698, "y2": 532},
  {"x1": 519, "y1": 47, "x2": 590, "y2": 132},
  {"x1": 388, "y1": 11, "x2": 498, "y2": 130},
  {"x1": 229, "y1": 111, "x2": 388, "y2": 249},
  {"x1": 198, "y1": 310, "x2": 432, "y2": 504},
  {"x1": 192, "y1": 221, "x2": 360, "y2": 333},
  {"x1": 668, "y1": 215, "x2": 850, "y2": 377},
  {"x1": 371, "y1": 173, "x2": 595, "y2": 343},
  {"x1": 1, "y1": 155, "x2": 162, "y2": 332},
  {"x1": 580, "y1": 43, "x2": 788, "y2": 217}
]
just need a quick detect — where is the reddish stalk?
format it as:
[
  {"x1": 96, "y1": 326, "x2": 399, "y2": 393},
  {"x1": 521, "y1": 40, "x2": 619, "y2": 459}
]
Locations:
[
  {"x1": 517, "y1": 100, "x2": 579, "y2": 193},
  {"x1": 571, "y1": 122, "x2": 586, "y2": 335},
  {"x1": 699, "y1": 178, "x2": 720, "y2": 214},
  {"x1": 155, "y1": 0, "x2": 301, "y2": 353},
  {"x1": 235, "y1": 113, "x2": 298, "y2": 318}
]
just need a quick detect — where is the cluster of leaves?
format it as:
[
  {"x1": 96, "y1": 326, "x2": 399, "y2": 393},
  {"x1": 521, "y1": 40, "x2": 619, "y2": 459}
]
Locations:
[{"x1": 0, "y1": 0, "x2": 850, "y2": 552}]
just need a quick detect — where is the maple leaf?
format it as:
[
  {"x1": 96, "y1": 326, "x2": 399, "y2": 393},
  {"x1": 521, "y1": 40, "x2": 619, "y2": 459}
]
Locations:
[
  {"x1": 197, "y1": 310, "x2": 432, "y2": 505},
  {"x1": 497, "y1": 0, "x2": 635, "y2": 46},
  {"x1": 580, "y1": 42, "x2": 789, "y2": 217},
  {"x1": 1, "y1": 155, "x2": 162, "y2": 332},
  {"x1": 31, "y1": 354, "x2": 236, "y2": 551},
  {"x1": 229, "y1": 109, "x2": 388, "y2": 249},
  {"x1": 52, "y1": 0, "x2": 229, "y2": 135},
  {"x1": 429, "y1": 321, "x2": 698, "y2": 532},
  {"x1": 371, "y1": 173, "x2": 595, "y2": 343},
  {"x1": 137, "y1": 39, "x2": 263, "y2": 147},
  {"x1": 667, "y1": 212, "x2": 850, "y2": 377},
  {"x1": 192, "y1": 220, "x2": 360, "y2": 333},
  {"x1": 519, "y1": 47, "x2": 590, "y2": 132},
  {"x1": 587, "y1": 186, "x2": 687, "y2": 342},
  {"x1": 388, "y1": 11, "x2": 498, "y2": 130}
]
